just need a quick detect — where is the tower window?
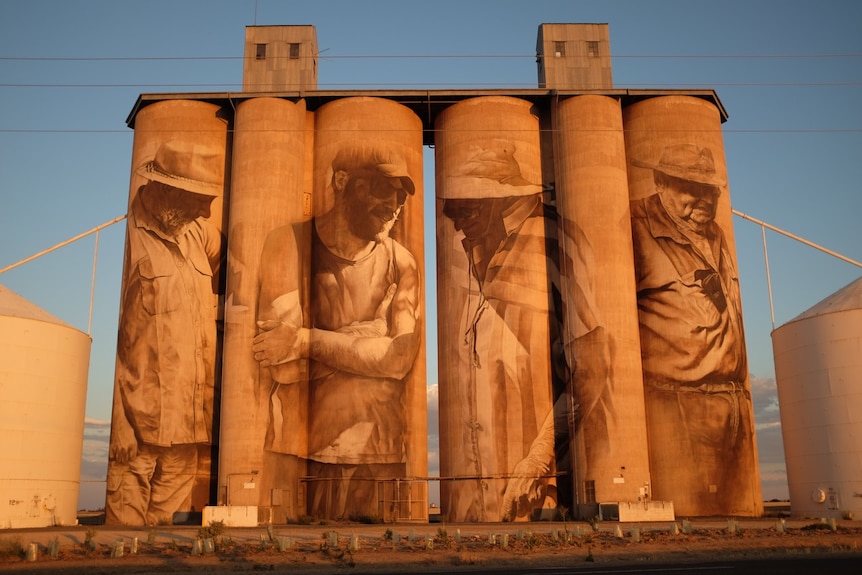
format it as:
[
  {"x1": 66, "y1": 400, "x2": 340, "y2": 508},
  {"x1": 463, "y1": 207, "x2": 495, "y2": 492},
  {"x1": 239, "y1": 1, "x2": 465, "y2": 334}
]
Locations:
[
  {"x1": 554, "y1": 41, "x2": 566, "y2": 57},
  {"x1": 587, "y1": 41, "x2": 600, "y2": 57},
  {"x1": 255, "y1": 43, "x2": 266, "y2": 60},
  {"x1": 290, "y1": 43, "x2": 300, "y2": 59}
]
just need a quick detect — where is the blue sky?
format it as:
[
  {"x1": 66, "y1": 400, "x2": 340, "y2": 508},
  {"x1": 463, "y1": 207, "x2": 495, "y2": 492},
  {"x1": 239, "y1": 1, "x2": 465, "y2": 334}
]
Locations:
[{"x1": 1, "y1": 0, "x2": 860, "y2": 509}]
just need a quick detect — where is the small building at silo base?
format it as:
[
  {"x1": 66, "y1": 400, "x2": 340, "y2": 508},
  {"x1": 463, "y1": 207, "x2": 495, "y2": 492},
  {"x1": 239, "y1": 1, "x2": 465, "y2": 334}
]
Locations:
[
  {"x1": 0, "y1": 284, "x2": 91, "y2": 528},
  {"x1": 772, "y1": 276, "x2": 862, "y2": 519}
]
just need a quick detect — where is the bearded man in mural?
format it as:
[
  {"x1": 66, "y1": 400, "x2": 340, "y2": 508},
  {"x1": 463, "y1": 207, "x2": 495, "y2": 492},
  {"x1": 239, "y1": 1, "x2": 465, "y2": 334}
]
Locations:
[
  {"x1": 630, "y1": 143, "x2": 758, "y2": 515},
  {"x1": 253, "y1": 145, "x2": 421, "y2": 520},
  {"x1": 106, "y1": 140, "x2": 224, "y2": 526},
  {"x1": 439, "y1": 143, "x2": 612, "y2": 522}
]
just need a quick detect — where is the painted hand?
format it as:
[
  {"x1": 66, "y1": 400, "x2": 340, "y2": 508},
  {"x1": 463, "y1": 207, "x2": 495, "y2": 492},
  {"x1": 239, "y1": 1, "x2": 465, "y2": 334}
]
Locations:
[
  {"x1": 253, "y1": 319, "x2": 308, "y2": 366},
  {"x1": 500, "y1": 455, "x2": 550, "y2": 522},
  {"x1": 109, "y1": 423, "x2": 138, "y2": 464}
]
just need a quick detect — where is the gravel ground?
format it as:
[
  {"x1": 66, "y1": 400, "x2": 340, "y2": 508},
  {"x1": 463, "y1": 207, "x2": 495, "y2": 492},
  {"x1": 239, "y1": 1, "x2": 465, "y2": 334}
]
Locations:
[{"x1": 1, "y1": 517, "x2": 860, "y2": 574}]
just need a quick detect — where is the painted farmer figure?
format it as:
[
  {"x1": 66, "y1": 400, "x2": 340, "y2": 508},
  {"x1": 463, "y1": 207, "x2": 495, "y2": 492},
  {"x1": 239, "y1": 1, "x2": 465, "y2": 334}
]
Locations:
[
  {"x1": 439, "y1": 143, "x2": 611, "y2": 522},
  {"x1": 630, "y1": 143, "x2": 758, "y2": 515},
  {"x1": 106, "y1": 141, "x2": 224, "y2": 525},
  {"x1": 253, "y1": 145, "x2": 422, "y2": 520}
]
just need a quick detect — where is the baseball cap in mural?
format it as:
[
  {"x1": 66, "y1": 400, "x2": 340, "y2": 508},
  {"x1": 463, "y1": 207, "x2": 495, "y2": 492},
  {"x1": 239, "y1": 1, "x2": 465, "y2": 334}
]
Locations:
[
  {"x1": 137, "y1": 140, "x2": 225, "y2": 197},
  {"x1": 332, "y1": 145, "x2": 415, "y2": 195},
  {"x1": 632, "y1": 143, "x2": 726, "y2": 187}
]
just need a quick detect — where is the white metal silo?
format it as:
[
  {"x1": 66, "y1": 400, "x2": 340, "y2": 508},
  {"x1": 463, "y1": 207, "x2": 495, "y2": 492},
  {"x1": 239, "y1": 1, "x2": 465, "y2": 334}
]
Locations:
[
  {"x1": 0, "y1": 284, "x2": 91, "y2": 528},
  {"x1": 772, "y1": 276, "x2": 862, "y2": 519}
]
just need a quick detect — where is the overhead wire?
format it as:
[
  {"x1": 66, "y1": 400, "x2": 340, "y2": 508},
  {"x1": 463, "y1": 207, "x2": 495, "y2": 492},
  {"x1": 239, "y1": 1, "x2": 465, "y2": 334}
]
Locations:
[
  {"x1": 1, "y1": 51, "x2": 860, "y2": 61},
  {"x1": 0, "y1": 51, "x2": 858, "y2": 103},
  {"x1": 1, "y1": 81, "x2": 860, "y2": 88}
]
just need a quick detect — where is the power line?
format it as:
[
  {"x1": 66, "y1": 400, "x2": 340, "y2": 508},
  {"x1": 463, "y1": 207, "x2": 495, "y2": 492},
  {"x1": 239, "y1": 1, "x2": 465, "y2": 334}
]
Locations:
[
  {"x1": 1, "y1": 127, "x2": 860, "y2": 134},
  {"x1": 1, "y1": 52, "x2": 857, "y2": 92},
  {"x1": 1, "y1": 81, "x2": 859, "y2": 89},
  {"x1": 1, "y1": 52, "x2": 860, "y2": 62}
]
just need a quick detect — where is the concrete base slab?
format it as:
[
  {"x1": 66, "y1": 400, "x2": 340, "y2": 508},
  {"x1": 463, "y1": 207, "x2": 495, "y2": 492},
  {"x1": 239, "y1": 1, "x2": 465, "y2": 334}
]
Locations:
[{"x1": 202, "y1": 505, "x2": 259, "y2": 527}]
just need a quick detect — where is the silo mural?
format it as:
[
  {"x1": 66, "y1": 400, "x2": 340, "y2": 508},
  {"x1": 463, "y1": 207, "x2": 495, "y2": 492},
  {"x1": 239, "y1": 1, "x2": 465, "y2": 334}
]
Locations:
[
  {"x1": 108, "y1": 91, "x2": 764, "y2": 525},
  {"x1": 105, "y1": 100, "x2": 229, "y2": 526},
  {"x1": 435, "y1": 96, "x2": 565, "y2": 522},
  {"x1": 251, "y1": 97, "x2": 427, "y2": 522},
  {"x1": 108, "y1": 96, "x2": 428, "y2": 525},
  {"x1": 553, "y1": 95, "x2": 652, "y2": 508},
  {"x1": 219, "y1": 96, "x2": 311, "y2": 520},
  {"x1": 623, "y1": 96, "x2": 762, "y2": 516}
]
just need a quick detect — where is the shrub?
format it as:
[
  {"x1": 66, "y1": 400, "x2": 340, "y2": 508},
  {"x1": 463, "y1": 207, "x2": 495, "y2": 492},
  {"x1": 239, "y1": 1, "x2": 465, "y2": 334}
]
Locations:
[
  {"x1": 801, "y1": 522, "x2": 834, "y2": 531},
  {"x1": 198, "y1": 519, "x2": 226, "y2": 540},
  {"x1": 0, "y1": 537, "x2": 24, "y2": 560},
  {"x1": 347, "y1": 512, "x2": 382, "y2": 524}
]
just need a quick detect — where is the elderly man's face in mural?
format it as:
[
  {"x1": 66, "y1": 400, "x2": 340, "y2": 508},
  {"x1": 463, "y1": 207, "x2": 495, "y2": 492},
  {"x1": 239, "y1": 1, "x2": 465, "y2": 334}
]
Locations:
[
  {"x1": 143, "y1": 181, "x2": 216, "y2": 237},
  {"x1": 340, "y1": 170, "x2": 409, "y2": 242},
  {"x1": 656, "y1": 173, "x2": 720, "y2": 228},
  {"x1": 441, "y1": 198, "x2": 496, "y2": 242}
]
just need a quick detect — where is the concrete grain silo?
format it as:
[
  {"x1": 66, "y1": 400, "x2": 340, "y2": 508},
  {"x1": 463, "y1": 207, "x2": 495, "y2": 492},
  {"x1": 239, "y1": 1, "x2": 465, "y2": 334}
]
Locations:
[
  {"x1": 0, "y1": 284, "x2": 90, "y2": 528},
  {"x1": 623, "y1": 95, "x2": 762, "y2": 517},
  {"x1": 773, "y1": 276, "x2": 862, "y2": 519},
  {"x1": 554, "y1": 94, "x2": 655, "y2": 517}
]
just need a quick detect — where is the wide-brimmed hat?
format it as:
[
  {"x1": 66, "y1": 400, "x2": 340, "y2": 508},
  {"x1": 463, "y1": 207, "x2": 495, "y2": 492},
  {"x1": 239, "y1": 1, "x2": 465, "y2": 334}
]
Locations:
[
  {"x1": 331, "y1": 145, "x2": 415, "y2": 195},
  {"x1": 440, "y1": 142, "x2": 543, "y2": 199},
  {"x1": 136, "y1": 140, "x2": 225, "y2": 197},
  {"x1": 631, "y1": 144, "x2": 726, "y2": 187}
]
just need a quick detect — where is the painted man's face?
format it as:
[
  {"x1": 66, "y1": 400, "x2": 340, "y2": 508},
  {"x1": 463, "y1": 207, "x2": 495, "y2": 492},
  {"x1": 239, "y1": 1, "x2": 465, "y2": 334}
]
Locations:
[
  {"x1": 151, "y1": 181, "x2": 216, "y2": 236},
  {"x1": 658, "y1": 180, "x2": 720, "y2": 227},
  {"x1": 442, "y1": 198, "x2": 494, "y2": 242},
  {"x1": 344, "y1": 173, "x2": 409, "y2": 242}
]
